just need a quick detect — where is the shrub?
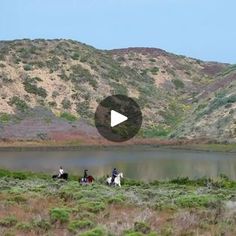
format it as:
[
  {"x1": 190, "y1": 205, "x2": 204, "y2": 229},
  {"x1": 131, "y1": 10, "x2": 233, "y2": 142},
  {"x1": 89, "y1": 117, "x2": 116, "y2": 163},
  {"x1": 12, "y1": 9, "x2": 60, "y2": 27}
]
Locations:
[
  {"x1": 134, "y1": 222, "x2": 151, "y2": 234},
  {"x1": 32, "y1": 219, "x2": 51, "y2": 231},
  {"x1": 50, "y1": 208, "x2": 70, "y2": 224},
  {"x1": 71, "y1": 52, "x2": 80, "y2": 60},
  {"x1": 23, "y1": 77, "x2": 47, "y2": 98},
  {"x1": 10, "y1": 194, "x2": 27, "y2": 204},
  {"x1": 198, "y1": 93, "x2": 236, "y2": 117},
  {"x1": 0, "y1": 113, "x2": 11, "y2": 124},
  {"x1": 150, "y1": 67, "x2": 159, "y2": 75},
  {"x1": 60, "y1": 112, "x2": 77, "y2": 122},
  {"x1": 79, "y1": 201, "x2": 105, "y2": 213},
  {"x1": 68, "y1": 220, "x2": 94, "y2": 232},
  {"x1": 62, "y1": 98, "x2": 71, "y2": 109},
  {"x1": 80, "y1": 227, "x2": 106, "y2": 236},
  {"x1": 9, "y1": 96, "x2": 29, "y2": 112},
  {"x1": 172, "y1": 79, "x2": 184, "y2": 89},
  {"x1": 124, "y1": 231, "x2": 144, "y2": 236},
  {"x1": 149, "y1": 58, "x2": 156, "y2": 63},
  {"x1": 110, "y1": 82, "x2": 128, "y2": 95},
  {"x1": 107, "y1": 196, "x2": 125, "y2": 204},
  {"x1": 76, "y1": 101, "x2": 92, "y2": 119},
  {"x1": 48, "y1": 101, "x2": 57, "y2": 107},
  {"x1": 142, "y1": 125, "x2": 171, "y2": 137},
  {"x1": 16, "y1": 222, "x2": 32, "y2": 231},
  {"x1": 23, "y1": 64, "x2": 32, "y2": 71},
  {"x1": 0, "y1": 216, "x2": 18, "y2": 227},
  {"x1": 46, "y1": 56, "x2": 60, "y2": 72},
  {"x1": 174, "y1": 194, "x2": 218, "y2": 208}
]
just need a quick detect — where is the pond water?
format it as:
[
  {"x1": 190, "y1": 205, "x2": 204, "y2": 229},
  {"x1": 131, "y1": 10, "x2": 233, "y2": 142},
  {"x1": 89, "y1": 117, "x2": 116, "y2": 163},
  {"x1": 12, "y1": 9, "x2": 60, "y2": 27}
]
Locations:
[{"x1": 0, "y1": 148, "x2": 236, "y2": 181}]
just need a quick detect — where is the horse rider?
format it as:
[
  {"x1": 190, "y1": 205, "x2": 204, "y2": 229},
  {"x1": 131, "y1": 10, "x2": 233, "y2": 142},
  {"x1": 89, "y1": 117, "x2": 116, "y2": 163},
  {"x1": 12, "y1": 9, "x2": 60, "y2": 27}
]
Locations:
[
  {"x1": 111, "y1": 168, "x2": 118, "y2": 184},
  {"x1": 58, "y1": 166, "x2": 64, "y2": 178},
  {"x1": 83, "y1": 169, "x2": 88, "y2": 182}
]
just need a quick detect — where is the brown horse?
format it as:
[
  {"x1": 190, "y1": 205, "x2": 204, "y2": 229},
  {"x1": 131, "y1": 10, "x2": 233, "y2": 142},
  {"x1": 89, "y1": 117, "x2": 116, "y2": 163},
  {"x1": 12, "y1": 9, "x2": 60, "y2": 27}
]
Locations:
[{"x1": 80, "y1": 175, "x2": 95, "y2": 184}]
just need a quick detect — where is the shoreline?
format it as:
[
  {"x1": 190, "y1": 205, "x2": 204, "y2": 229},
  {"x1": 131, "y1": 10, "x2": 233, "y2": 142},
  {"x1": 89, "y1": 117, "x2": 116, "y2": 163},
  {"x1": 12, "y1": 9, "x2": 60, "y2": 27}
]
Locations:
[{"x1": 0, "y1": 140, "x2": 236, "y2": 153}]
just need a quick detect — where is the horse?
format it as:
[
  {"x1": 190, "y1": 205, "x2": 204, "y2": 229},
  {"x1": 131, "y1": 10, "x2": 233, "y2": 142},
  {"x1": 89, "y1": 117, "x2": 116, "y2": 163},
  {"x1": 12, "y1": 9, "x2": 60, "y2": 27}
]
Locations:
[
  {"x1": 52, "y1": 173, "x2": 68, "y2": 180},
  {"x1": 80, "y1": 175, "x2": 95, "y2": 185},
  {"x1": 106, "y1": 173, "x2": 123, "y2": 187}
]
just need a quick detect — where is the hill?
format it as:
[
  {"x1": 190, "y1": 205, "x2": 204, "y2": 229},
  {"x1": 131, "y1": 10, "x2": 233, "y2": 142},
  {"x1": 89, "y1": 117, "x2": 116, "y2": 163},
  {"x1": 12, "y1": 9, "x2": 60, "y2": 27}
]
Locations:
[{"x1": 0, "y1": 39, "x2": 235, "y2": 143}]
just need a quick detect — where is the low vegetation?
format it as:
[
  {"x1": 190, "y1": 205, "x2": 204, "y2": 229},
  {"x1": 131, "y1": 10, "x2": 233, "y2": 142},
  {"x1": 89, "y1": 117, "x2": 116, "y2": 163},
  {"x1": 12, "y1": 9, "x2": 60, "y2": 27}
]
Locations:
[{"x1": 0, "y1": 169, "x2": 236, "y2": 235}]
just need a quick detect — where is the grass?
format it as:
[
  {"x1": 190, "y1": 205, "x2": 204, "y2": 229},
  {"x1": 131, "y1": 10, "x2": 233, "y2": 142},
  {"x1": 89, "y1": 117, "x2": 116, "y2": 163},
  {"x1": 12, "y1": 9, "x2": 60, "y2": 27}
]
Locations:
[
  {"x1": 60, "y1": 112, "x2": 77, "y2": 122},
  {"x1": 0, "y1": 169, "x2": 236, "y2": 235},
  {"x1": 0, "y1": 113, "x2": 11, "y2": 124}
]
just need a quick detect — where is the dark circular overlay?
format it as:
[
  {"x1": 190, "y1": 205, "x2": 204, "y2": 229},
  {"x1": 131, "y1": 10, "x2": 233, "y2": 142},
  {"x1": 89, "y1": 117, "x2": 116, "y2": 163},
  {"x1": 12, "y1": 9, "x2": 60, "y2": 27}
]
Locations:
[{"x1": 95, "y1": 95, "x2": 142, "y2": 142}]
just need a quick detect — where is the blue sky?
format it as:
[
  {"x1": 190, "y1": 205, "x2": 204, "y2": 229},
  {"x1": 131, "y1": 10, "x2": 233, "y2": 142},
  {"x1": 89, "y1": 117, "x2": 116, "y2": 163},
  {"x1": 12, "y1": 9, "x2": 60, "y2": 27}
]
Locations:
[{"x1": 1, "y1": 0, "x2": 235, "y2": 63}]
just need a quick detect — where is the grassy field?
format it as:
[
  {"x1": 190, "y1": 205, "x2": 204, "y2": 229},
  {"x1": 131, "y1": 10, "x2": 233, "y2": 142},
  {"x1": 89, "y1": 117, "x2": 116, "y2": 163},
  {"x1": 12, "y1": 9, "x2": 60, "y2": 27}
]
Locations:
[{"x1": 0, "y1": 169, "x2": 236, "y2": 236}]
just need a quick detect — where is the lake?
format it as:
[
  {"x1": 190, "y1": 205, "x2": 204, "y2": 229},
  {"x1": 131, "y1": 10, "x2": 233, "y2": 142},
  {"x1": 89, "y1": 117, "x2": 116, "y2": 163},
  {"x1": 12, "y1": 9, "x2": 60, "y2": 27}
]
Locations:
[{"x1": 0, "y1": 148, "x2": 236, "y2": 181}]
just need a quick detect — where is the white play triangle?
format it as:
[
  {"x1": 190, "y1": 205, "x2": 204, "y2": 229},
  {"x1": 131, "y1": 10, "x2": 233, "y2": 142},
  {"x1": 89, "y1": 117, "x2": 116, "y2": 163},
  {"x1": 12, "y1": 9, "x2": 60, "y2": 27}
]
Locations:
[{"x1": 111, "y1": 110, "x2": 128, "y2": 127}]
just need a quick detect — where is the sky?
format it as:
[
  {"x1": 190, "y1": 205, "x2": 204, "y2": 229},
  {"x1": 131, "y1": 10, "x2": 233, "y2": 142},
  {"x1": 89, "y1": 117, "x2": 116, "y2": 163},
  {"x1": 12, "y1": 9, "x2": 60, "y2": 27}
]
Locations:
[{"x1": 0, "y1": 0, "x2": 236, "y2": 63}]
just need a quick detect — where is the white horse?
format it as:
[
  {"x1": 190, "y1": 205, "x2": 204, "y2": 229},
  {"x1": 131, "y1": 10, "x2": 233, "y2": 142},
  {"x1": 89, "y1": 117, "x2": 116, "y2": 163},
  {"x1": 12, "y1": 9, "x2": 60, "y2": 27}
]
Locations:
[{"x1": 106, "y1": 173, "x2": 123, "y2": 187}]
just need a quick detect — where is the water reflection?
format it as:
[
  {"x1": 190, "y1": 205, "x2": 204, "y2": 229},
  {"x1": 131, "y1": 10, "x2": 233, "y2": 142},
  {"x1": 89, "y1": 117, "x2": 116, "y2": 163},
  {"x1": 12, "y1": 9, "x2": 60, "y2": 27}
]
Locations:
[{"x1": 0, "y1": 149, "x2": 236, "y2": 181}]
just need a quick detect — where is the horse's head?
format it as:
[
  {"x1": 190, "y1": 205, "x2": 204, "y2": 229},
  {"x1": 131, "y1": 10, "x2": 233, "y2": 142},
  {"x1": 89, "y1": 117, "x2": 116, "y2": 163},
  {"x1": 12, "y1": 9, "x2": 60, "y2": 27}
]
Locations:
[{"x1": 119, "y1": 172, "x2": 123, "y2": 178}]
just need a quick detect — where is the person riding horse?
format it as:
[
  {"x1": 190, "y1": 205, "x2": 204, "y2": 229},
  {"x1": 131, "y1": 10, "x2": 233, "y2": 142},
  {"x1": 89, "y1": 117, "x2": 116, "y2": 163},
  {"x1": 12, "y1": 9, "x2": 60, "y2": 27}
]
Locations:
[
  {"x1": 83, "y1": 169, "x2": 88, "y2": 183},
  {"x1": 58, "y1": 166, "x2": 64, "y2": 178},
  {"x1": 80, "y1": 169, "x2": 94, "y2": 184},
  {"x1": 111, "y1": 168, "x2": 118, "y2": 184},
  {"x1": 52, "y1": 166, "x2": 68, "y2": 180}
]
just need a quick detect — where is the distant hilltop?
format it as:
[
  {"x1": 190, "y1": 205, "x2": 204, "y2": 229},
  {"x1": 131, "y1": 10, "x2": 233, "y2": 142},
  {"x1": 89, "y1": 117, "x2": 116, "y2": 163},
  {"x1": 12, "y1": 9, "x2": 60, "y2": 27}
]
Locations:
[{"x1": 0, "y1": 39, "x2": 235, "y2": 143}]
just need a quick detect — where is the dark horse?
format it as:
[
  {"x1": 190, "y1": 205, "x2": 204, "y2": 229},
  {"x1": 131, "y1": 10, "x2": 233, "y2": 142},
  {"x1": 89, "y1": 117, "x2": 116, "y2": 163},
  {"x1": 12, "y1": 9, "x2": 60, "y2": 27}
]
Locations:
[
  {"x1": 80, "y1": 175, "x2": 95, "y2": 184},
  {"x1": 52, "y1": 173, "x2": 68, "y2": 180}
]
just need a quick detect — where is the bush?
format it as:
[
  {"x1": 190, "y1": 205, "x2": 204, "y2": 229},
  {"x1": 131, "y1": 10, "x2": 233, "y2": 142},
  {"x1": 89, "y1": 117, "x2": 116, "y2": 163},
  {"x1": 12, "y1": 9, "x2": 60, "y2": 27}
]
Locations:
[
  {"x1": 0, "y1": 216, "x2": 18, "y2": 227},
  {"x1": 79, "y1": 201, "x2": 105, "y2": 214},
  {"x1": 203, "y1": 94, "x2": 236, "y2": 115},
  {"x1": 150, "y1": 67, "x2": 159, "y2": 75},
  {"x1": 149, "y1": 58, "x2": 156, "y2": 63},
  {"x1": 60, "y1": 112, "x2": 77, "y2": 122},
  {"x1": 142, "y1": 125, "x2": 171, "y2": 137},
  {"x1": 23, "y1": 77, "x2": 47, "y2": 98},
  {"x1": 174, "y1": 194, "x2": 218, "y2": 208},
  {"x1": 68, "y1": 220, "x2": 94, "y2": 232},
  {"x1": 76, "y1": 101, "x2": 92, "y2": 119},
  {"x1": 172, "y1": 79, "x2": 184, "y2": 89},
  {"x1": 50, "y1": 208, "x2": 70, "y2": 224},
  {"x1": 124, "y1": 231, "x2": 144, "y2": 236},
  {"x1": 80, "y1": 227, "x2": 106, "y2": 236},
  {"x1": 62, "y1": 98, "x2": 71, "y2": 109},
  {"x1": 71, "y1": 52, "x2": 80, "y2": 60},
  {"x1": 32, "y1": 219, "x2": 51, "y2": 231},
  {"x1": 16, "y1": 222, "x2": 32, "y2": 231},
  {"x1": 110, "y1": 82, "x2": 128, "y2": 95},
  {"x1": 23, "y1": 64, "x2": 32, "y2": 71},
  {"x1": 134, "y1": 222, "x2": 151, "y2": 234},
  {"x1": 8, "y1": 96, "x2": 29, "y2": 112},
  {"x1": 0, "y1": 113, "x2": 11, "y2": 124}
]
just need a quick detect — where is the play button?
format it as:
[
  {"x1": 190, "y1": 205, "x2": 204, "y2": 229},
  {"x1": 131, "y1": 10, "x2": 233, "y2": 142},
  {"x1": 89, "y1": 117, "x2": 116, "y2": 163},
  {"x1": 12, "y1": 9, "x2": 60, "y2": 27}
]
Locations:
[
  {"x1": 95, "y1": 95, "x2": 142, "y2": 142},
  {"x1": 111, "y1": 110, "x2": 128, "y2": 127}
]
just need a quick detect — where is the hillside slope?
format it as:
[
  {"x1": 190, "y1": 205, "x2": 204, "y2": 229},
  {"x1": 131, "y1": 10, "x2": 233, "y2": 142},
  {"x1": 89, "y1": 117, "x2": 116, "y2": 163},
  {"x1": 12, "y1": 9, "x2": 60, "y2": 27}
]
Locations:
[{"x1": 0, "y1": 39, "x2": 235, "y2": 143}]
